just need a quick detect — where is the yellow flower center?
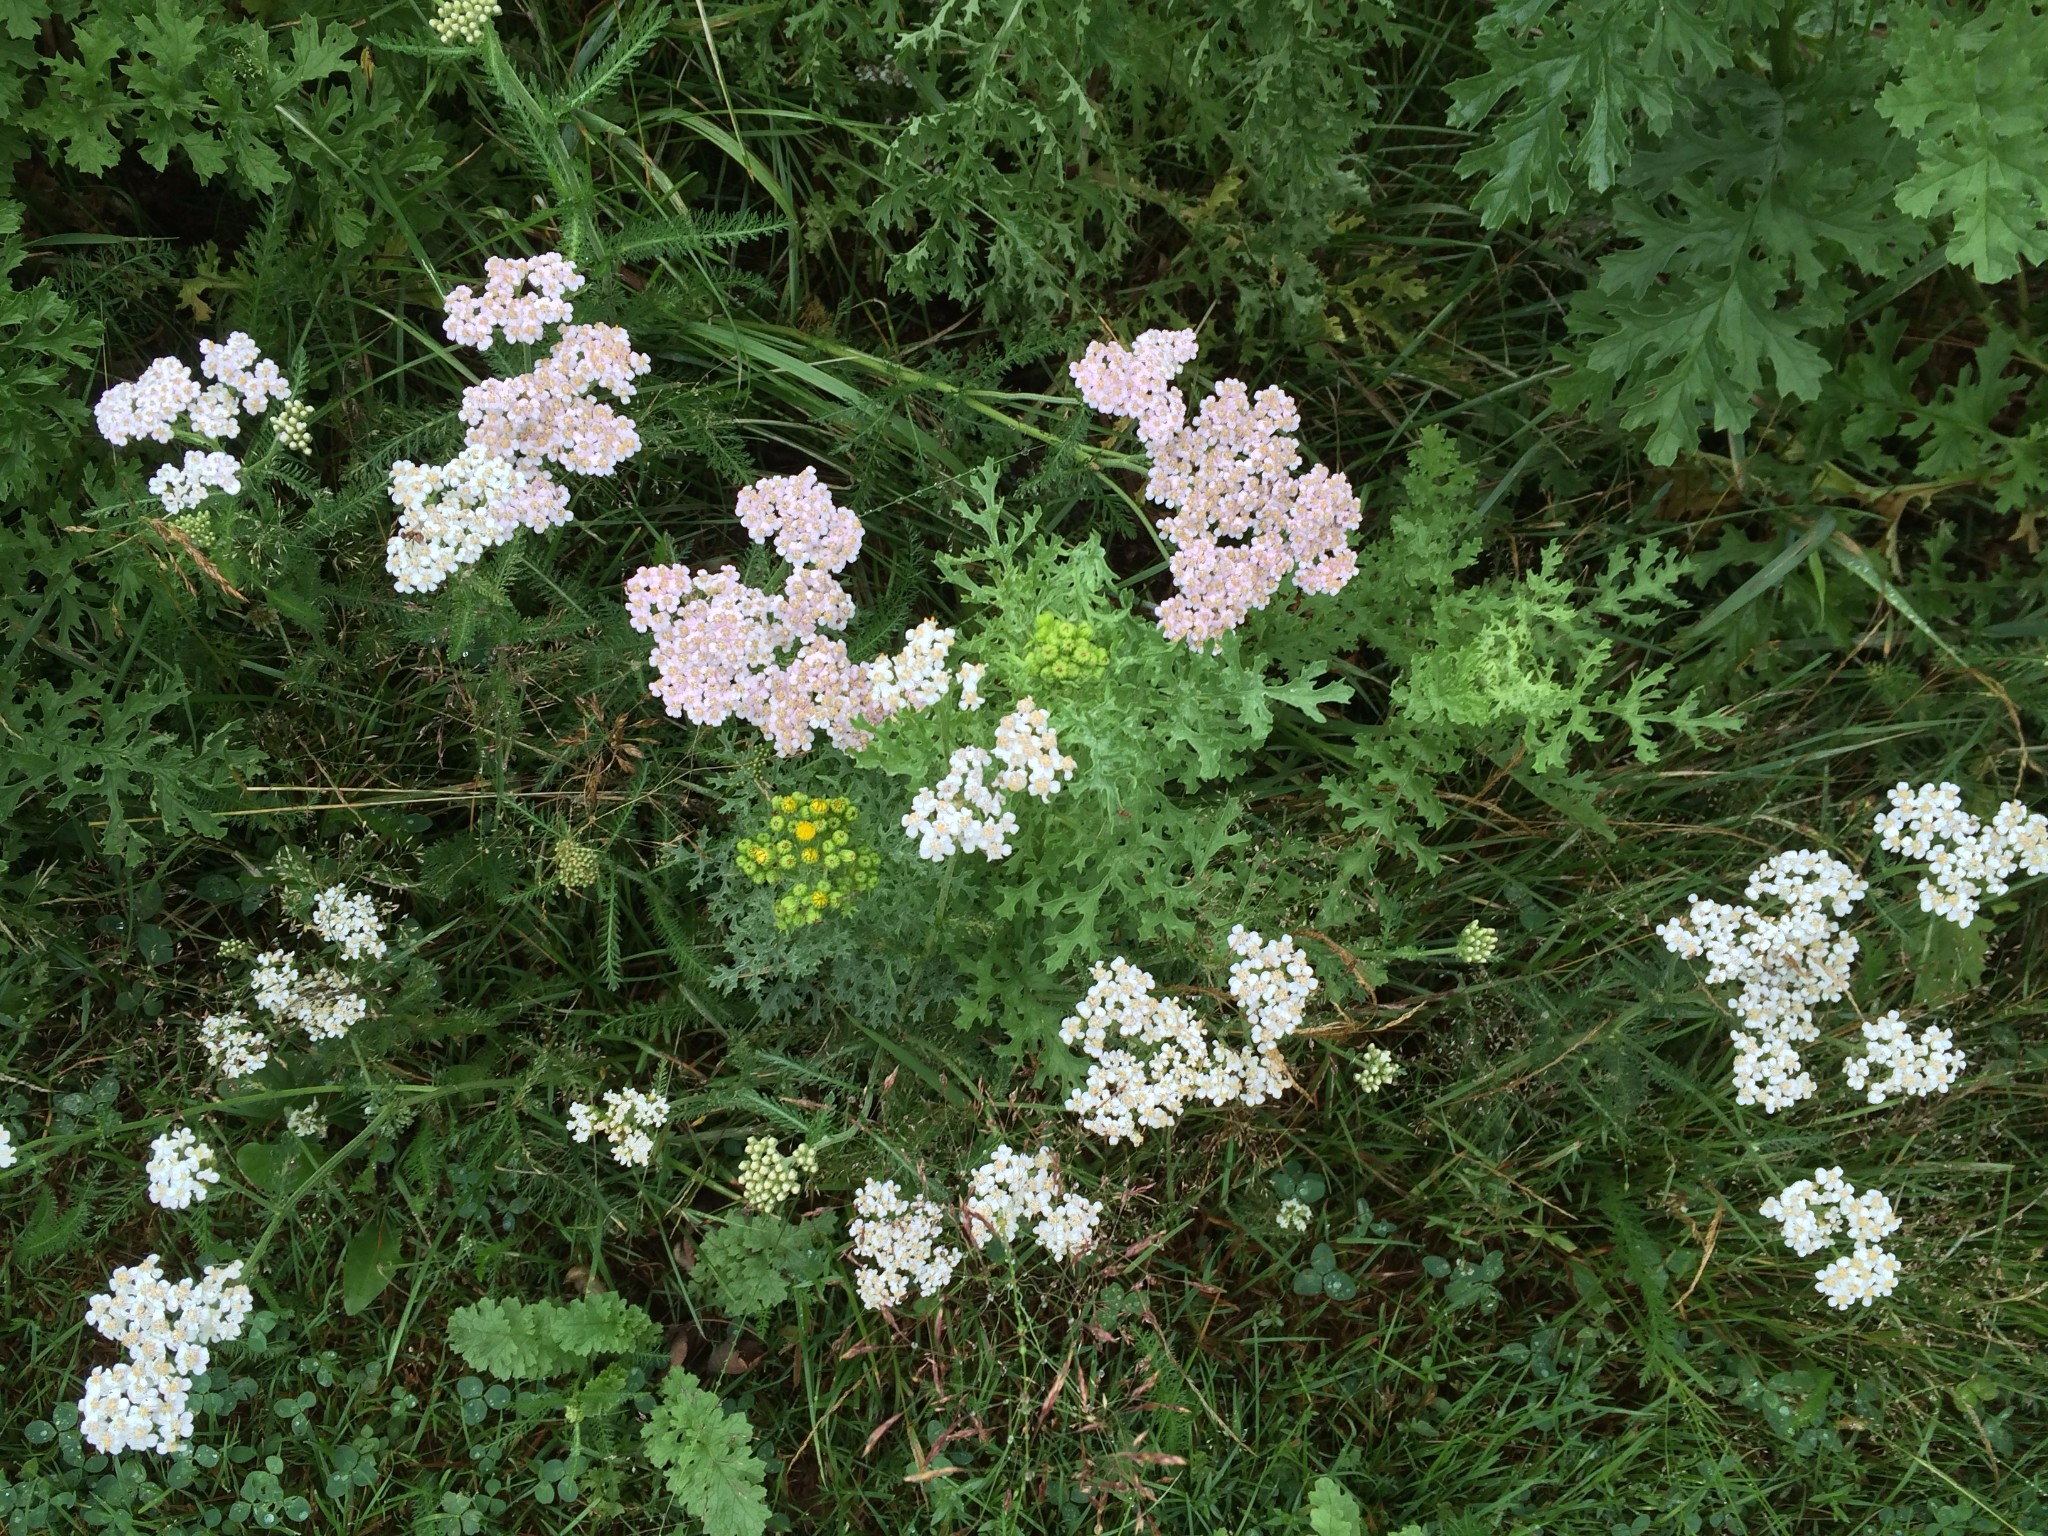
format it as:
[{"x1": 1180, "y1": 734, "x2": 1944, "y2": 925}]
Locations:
[{"x1": 794, "y1": 821, "x2": 817, "y2": 842}]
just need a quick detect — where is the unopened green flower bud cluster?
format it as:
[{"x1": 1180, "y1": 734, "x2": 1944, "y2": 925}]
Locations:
[
  {"x1": 1023, "y1": 611, "x2": 1109, "y2": 685},
  {"x1": 735, "y1": 794, "x2": 880, "y2": 929},
  {"x1": 431, "y1": 0, "x2": 500, "y2": 44},
  {"x1": 553, "y1": 833, "x2": 602, "y2": 892},
  {"x1": 1354, "y1": 1044, "x2": 1402, "y2": 1094},
  {"x1": 273, "y1": 398, "x2": 314, "y2": 455},
  {"x1": 1455, "y1": 920, "x2": 1499, "y2": 965},
  {"x1": 737, "y1": 1135, "x2": 819, "y2": 1209}
]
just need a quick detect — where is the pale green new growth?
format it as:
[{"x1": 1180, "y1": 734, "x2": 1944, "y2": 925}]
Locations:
[
  {"x1": 643, "y1": 1369, "x2": 770, "y2": 1536},
  {"x1": 445, "y1": 1292, "x2": 659, "y2": 1381}
]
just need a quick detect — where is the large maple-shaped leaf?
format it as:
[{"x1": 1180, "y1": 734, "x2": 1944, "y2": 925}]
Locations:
[
  {"x1": 1558, "y1": 63, "x2": 1925, "y2": 462},
  {"x1": 1877, "y1": 0, "x2": 2048, "y2": 282},
  {"x1": 1447, "y1": 0, "x2": 1778, "y2": 226},
  {"x1": 124, "y1": 0, "x2": 222, "y2": 175},
  {"x1": 643, "y1": 1370, "x2": 770, "y2": 1536},
  {"x1": 23, "y1": 18, "x2": 130, "y2": 176},
  {"x1": 445, "y1": 1297, "x2": 575, "y2": 1381}
]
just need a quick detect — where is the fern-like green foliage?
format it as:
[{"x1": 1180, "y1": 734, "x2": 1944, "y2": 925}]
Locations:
[
  {"x1": 1450, "y1": 0, "x2": 2048, "y2": 464},
  {"x1": 0, "y1": 210, "x2": 267, "y2": 865},
  {"x1": 757, "y1": 0, "x2": 1397, "y2": 333},
  {"x1": 853, "y1": 471, "x2": 1317, "y2": 1059},
  {"x1": 1282, "y1": 428, "x2": 1734, "y2": 860},
  {"x1": 642, "y1": 1369, "x2": 769, "y2": 1536},
  {"x1": 5, "y1": 0, "x2": 353, "y2": 190},
  {"x1": 445, "y1": 1292, "x2": 659, "y2": 1381}
]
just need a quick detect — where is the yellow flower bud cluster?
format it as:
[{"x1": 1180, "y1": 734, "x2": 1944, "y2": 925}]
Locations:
[
  {"x1": 734, "y1": 794, "x2": 880, "y2": 930},
  {"x1": 553, "y1": 834, "x2": 602, "y2": 892},
  {"x1": 736, "y1": 1135, "x2": 819, "y2": 1209},
  {"x1": 1023, "y1": 611, "x2": 1109, "y2": 685}
]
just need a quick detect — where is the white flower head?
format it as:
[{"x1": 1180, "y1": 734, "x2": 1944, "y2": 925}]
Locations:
[
  {"x1": 1873, "y1": 781, "x2": 2047, "y2": 928},
  {"x1": 286, "y1": 1104, "x2": 328, "y2": 1139},
  {"x1": 1843, "y1": 1010, "x2": 1966, "y2": 1104},
  {"x1": 961, "y1": 1144, "x2": 1101, "y2": 1262},
  {"x1": 310, "y1": 885, "x2": 387, "y2": 961},
  {"x1": 1059, "y1": 929, "x2": 1315, "y2": 1146},
  {"x1": 1761, "y1": 1166, "x2": 1904, "y2": 1309},
  {"x1": 197, "y1": 1012, "x2": 271, "y2": 1079},
  {"x1": 79, "y1": 1254, "x2": 253, "y2": 1454},
  {"x1": 566, "y1": 1086, "x2": 669, "y2": 1167},
  {"x1": 848, "y1": 1177, "x2": 961, "y2": 1310},
  {"x1": 1657, "y1": 849, "x2": 1866, "y2": 1112},
  {"x1": 146, "y1": 1128, "x2": 220, "y2": 1210}
]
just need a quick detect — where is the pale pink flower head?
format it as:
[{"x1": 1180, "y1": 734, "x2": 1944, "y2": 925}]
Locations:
[
  {"x1": 443, "y1": 252, "x2": 587, "y2": 349},
  {"x1": 1072, "y1": 328, "x2": 1361, "y2": 650},
  {"x1": 735, "y1": 465, "x2": 863, "y2": 573},
  {"x1": 627, "y1": 469, "x2": 964, "y2": 757},
  {"x1": 391, "y1": 253, "x2": 650, "y2": 593}
]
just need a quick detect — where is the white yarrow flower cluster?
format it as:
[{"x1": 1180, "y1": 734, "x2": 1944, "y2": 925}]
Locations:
[
  {"x1": 96, "y1": 333, "x2": 294, "y2": 517},
  {"x1": 310, "y1": 885, "x2": 387, "y2": 961},
  {"x1": 848, "y1": 1178, "x2": 961, "y2": 1310},
  {"x1": 1842, "y1": 1010, "x2": 1966, "y2": 1104},
  {"x1": 1760, "y1": 1167, "x2": 1904, "y2": 1309},
  {"x1": 197, "y1": 1012, "x2": 270, "y2": 1079},
  {"x1": 285, "y1": 1104, "x2": 328, "y2": 1139},
  {"x1": 956, "y1": 662, "x2": 986, "y2": 712},
  {"x1": 1656, "y1": 850, "x2": 1867, "y2": 1112},
  {"x1": 1874, "y1": 781, "x2": 2048, "y2": 927},
  {"x1": 567, "y1": 1087, "x2": 670, "y2": 1167},
  {"x1": 147, "y1": 451, "x2": 242, "y2": 515},
  {"x1": 0, "y1": 1124, "x2": 16, "y2": 1169},
  {"x1": 901, "y1": 697, "x2": 1075, "y2": 862},
  {"x1": 1058, "y1": 928, "x2": 1317, "y2": 1146},
  {"x1": 962, "y1": 1144, "x2": 1102, "y2": 1262},
  {"x1": 78, "y1": 1255, "x2": 254, "y2": 1454},
  {"x1": 146, "y1": 1128, "x2": 220, "y2": 1209},
  {"x1": 250, "y1": 950, "x2": 369, "y2": 1042},
  {"x1": 866, "y1": 619, "x2": 959, "y2": 715},
  {"x1": 389, "y1": 254, "x2": 650, "y2": 593}
]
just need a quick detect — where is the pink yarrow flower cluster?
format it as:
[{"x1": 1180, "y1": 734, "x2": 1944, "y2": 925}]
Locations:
[
  {"x1": 627, "y1": 467, "x2": 973, "y2": 756},
  {"x1": 388, "y1": 254, "x2": 650, "y2": 593},
  {"x1": 94, "y1": 333, "x2": 295, "y2": 516},
  {"x1": 1070, "y1": 328, "x2": 1361, "y2": 650}
]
